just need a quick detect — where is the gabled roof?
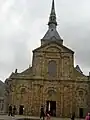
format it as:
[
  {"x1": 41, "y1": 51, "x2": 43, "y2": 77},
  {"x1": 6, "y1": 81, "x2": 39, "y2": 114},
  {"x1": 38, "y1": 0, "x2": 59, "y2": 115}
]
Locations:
[
  {"x1": 20, "y1": 67, "x2": 32, "y2": 75},
  {"x1": 8, "y1": 67, "x2": 32, "y2": 79},
  {"x1": 33, "y1": 41, "x2": 74, "y2": 54},
  {"x1": 75, "y1": 65, "x2": 83, "y2": 74},
  {"x1": 74, "y1": 66, "x2": 87, "y2": 78},
  {"x1": 9, "y1": 72, "x2": 15, "y2": 78}
]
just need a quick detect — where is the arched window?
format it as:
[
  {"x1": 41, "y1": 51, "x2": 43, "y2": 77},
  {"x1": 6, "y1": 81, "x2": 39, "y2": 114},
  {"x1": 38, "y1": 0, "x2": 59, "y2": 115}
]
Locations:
[{"x1": 48, "y1": 60, "x2": 57, "y2": 76}]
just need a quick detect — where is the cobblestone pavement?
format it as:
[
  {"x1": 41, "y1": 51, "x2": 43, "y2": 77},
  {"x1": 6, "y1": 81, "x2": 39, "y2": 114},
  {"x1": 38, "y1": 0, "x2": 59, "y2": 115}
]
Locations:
[{"x1": 0, "y1": 115, "x2": 85, "y2": 120}]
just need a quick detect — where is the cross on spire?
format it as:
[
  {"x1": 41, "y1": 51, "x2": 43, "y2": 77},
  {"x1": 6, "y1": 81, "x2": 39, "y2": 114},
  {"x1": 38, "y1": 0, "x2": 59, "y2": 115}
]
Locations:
[{"x1": 48, "y1": 0, "x2": 57, "y2": 27}]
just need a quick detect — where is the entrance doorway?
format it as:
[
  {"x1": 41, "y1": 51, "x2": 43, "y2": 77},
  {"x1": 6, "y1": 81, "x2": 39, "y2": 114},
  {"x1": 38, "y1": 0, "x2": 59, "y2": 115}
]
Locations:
[
  {"x1": 46, "y1": 101, "x2": 56, "y2": 116},
  {"x1": 79, "y1": 108, "x2": 83, "y2": 118},
  {"x1": 19, "y1": 105, "x2": 24, "y2": 115}
]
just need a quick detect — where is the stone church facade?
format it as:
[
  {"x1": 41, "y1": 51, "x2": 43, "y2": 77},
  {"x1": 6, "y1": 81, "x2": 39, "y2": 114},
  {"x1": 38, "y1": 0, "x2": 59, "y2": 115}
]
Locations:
[{"x1": 5, "y1": 0, "x2": 90, "y2": 118}]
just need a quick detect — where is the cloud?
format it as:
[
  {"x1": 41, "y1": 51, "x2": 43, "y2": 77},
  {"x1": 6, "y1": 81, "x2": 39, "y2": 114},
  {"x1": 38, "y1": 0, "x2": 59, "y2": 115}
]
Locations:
[{"x1": 0, "y1": 0, "x2": 90, "y2": 81}]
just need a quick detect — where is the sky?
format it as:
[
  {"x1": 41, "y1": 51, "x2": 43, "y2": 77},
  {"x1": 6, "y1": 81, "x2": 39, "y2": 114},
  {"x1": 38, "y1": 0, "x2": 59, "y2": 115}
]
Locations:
[{"x1": 0, "y1": 0, "x2": 90, "y2": 82}]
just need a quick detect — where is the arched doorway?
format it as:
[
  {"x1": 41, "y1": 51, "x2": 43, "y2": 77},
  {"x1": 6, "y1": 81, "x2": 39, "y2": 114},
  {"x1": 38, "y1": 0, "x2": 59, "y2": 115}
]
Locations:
[
  {"x1": 76, "y1": 88, "x2": 88, "y2": 118},
  {"x1": 19, "y1": 105, "x2": 24, "y2": 115},
  {"x1": 45, "y1": 88, "x2": 57, "y2": 116},
  {"x1": 46, "y1": 101, "x2": 56, "y2": 116}
]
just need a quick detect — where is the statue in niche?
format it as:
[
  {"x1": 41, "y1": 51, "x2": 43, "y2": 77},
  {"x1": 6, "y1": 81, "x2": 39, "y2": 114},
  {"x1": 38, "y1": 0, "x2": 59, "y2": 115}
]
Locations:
[{"x1": 76, "y1": 89, "x2": 87, "y2": 106}]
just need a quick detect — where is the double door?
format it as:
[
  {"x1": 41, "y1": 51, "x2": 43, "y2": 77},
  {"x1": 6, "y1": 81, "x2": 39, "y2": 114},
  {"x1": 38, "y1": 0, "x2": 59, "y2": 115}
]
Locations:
[{"x1": 46, "y1": 101, "x2": 56, "y2": 116}]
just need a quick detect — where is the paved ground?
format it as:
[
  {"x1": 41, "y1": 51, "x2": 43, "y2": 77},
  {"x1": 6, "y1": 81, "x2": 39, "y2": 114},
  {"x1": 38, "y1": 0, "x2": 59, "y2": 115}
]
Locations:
[{"x1": 0, "y1": 115, "x2": 85, "y2": 120}]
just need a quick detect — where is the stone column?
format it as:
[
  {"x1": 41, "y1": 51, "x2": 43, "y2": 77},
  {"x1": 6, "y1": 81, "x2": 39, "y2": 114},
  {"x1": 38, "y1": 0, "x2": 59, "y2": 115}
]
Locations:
[{"x1": 60, "y1": 84, "x2": 64, "y2": 117}]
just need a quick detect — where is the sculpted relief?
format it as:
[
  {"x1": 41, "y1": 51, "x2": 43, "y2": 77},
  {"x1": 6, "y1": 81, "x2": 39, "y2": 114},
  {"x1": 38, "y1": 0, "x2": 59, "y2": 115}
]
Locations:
[
  {"x1": 76, "y1": 88, "x2": 88, "y2": 107},
  {"x1": 46, "y1": 46, "x2": 61, "y2": 53},
  {"x1": 45, "y1": 46, "x2": 61, "y2": 58}
]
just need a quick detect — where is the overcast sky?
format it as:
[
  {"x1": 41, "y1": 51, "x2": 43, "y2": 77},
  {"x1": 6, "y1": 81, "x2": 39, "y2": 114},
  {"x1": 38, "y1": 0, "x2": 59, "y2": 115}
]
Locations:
[{"x1": 0, "y1": 0, "x2": 90, "y2": 82}]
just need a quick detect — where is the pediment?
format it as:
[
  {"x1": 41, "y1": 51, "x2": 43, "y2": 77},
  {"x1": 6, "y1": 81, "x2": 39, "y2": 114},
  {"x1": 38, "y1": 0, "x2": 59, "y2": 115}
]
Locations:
[
  {"x1": 33, "y1": 41, "x2": 74, "y2": 54},
  {"x1": 45, "y1": 45, "x2": 61, "y2": 52}
]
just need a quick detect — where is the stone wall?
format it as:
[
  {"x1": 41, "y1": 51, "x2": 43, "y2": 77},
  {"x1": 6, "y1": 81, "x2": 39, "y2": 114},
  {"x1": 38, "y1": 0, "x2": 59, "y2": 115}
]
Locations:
[
  {"x1": 5, "y1": 42, "x2": 90, "y2": 117},
  {"x1": 0, "y1": 97, "x2": 4, "y2": 114}
]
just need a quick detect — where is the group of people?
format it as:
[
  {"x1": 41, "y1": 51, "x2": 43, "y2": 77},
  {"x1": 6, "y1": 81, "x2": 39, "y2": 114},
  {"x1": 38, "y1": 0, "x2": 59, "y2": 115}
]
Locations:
[
  {"x1": 70, "y1": 112, "x2": 90, "y2": 120},
  {"x1": 8, "y1": 105, "x2": 16, "y2": 116},
  {"x1": 40, "y1": 106, "x2": 51, "y2": 120},
  {"x1": 8, "y1": 104, "x2": 90, "y2": 120},
  {"x1": 40, "y1": 106, "x2": 75, "y2": 120},
  {"x1": 40, "y1": 109, "x2": 90, "y2": 120}
]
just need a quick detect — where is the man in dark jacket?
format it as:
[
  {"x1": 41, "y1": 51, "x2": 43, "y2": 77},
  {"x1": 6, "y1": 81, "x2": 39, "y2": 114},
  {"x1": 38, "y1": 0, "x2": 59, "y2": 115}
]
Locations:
[
  {"x1": 71, "y1": 112, "x2": 75, "y2": 120},
  {"x1": 12, "y1": 105, "x2": 16, "y2": 116},
  {"x1": 40, "y1": 106, "x2": 45, "y2": 120},
  {"x1": 8, "y1": 105, "x2": 12, "y2": 116}
]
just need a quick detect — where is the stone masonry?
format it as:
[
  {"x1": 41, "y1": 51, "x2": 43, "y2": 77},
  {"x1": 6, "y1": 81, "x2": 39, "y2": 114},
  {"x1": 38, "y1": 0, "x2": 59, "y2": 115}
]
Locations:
[{"x1": 4, "y1": 0, "x2": 90, "y2": 118}]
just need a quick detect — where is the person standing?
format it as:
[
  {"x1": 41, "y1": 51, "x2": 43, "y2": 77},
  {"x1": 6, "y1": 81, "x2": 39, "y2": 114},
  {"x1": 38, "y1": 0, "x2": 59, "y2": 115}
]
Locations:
[
  {"x1": 71, "y1": 112, "x2": 75, "y2": 120},
  {"x1": 8, "y1": 105, "x2": 12, "y2": 116},
  {"x1": 12, "y1": 105, "x2": 16, "y2": 116},
  {"x1": 40, "y1": 106, "x2": 45, "y2": 120},
  {"x1": 85, "y1": 112, "x2": 90, "y2": 120},
  {"x1": 46, "y1": 111, "x2": 51, "y2": 120}
]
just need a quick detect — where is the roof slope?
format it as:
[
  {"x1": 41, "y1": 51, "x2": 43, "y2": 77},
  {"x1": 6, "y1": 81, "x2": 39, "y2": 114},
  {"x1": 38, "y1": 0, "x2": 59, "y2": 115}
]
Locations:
[
  {"x1": 0, "y1": 80, "x2": 4, "y2": 97},
  {"x1": 42, "y1": 28, "x2": 62, "y2": 41},
  {"x1": 20, "y1": 67, "x2": 32, "y2": 75},
  {"x1": 75, "y1": 65, "x2": 83, "y2": 74}
]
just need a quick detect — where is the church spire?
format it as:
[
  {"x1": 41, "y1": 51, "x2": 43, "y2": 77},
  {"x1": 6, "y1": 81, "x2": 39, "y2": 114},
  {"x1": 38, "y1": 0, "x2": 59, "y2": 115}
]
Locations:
[
  {"x1": 41, "y1": 0, "x2": 63, "y2": 45},
  {"x1": 48, "y1": 0, "x2": 57, "y2": 28}
]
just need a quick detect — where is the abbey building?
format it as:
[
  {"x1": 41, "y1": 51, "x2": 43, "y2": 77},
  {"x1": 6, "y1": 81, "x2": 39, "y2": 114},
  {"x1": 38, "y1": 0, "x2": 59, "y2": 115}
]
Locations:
[{"x1": 5, "y1": 0, "x2": 90, "y2": 118}]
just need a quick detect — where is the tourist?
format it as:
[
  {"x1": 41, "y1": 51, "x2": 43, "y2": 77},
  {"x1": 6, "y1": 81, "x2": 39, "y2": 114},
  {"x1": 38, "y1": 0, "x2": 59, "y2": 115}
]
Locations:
[
  {"x1": 71, "y1": 112, "x2": 75, "y2": 120},
  {"x1": 46, "y1": 111, "x2": 51, "y2": 120},
  {"x1": 8, "y1": 105, "x2": 12, "y2": 116},
  {"x1": 12, "y1": 105, "x2": 16, "y2": 116},
  {"x1": 40, "y1": 105, "x2": 45, "y2": 120},
  {"x1": 85, "y1": 112, "x2": 90, "y2": 120}
]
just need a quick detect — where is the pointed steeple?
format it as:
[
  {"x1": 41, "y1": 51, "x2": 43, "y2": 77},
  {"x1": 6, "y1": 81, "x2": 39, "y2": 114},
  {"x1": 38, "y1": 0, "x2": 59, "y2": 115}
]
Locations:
[
  {"x1": 41, "y1": 0, "x2": 63, "y2": 45},
  {"x1": 48, "y1": 0, "x2": 57, "y2": 28}
]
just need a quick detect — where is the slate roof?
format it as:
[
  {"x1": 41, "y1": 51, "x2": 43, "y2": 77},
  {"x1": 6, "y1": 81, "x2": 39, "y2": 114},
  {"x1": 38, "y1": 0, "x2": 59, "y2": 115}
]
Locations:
[
  {"x1": 42, "y1": 28, "x2": 62, "y2": 41},
  {"x1": 75, "y1": 65, "x2": 83, "y2": 74},
  {"x1": 42, "y1": 0, "x2": 63, "y2": 43},
  {"x1": 20, "y1": 67, "x2": 32, "y2": 75}
]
